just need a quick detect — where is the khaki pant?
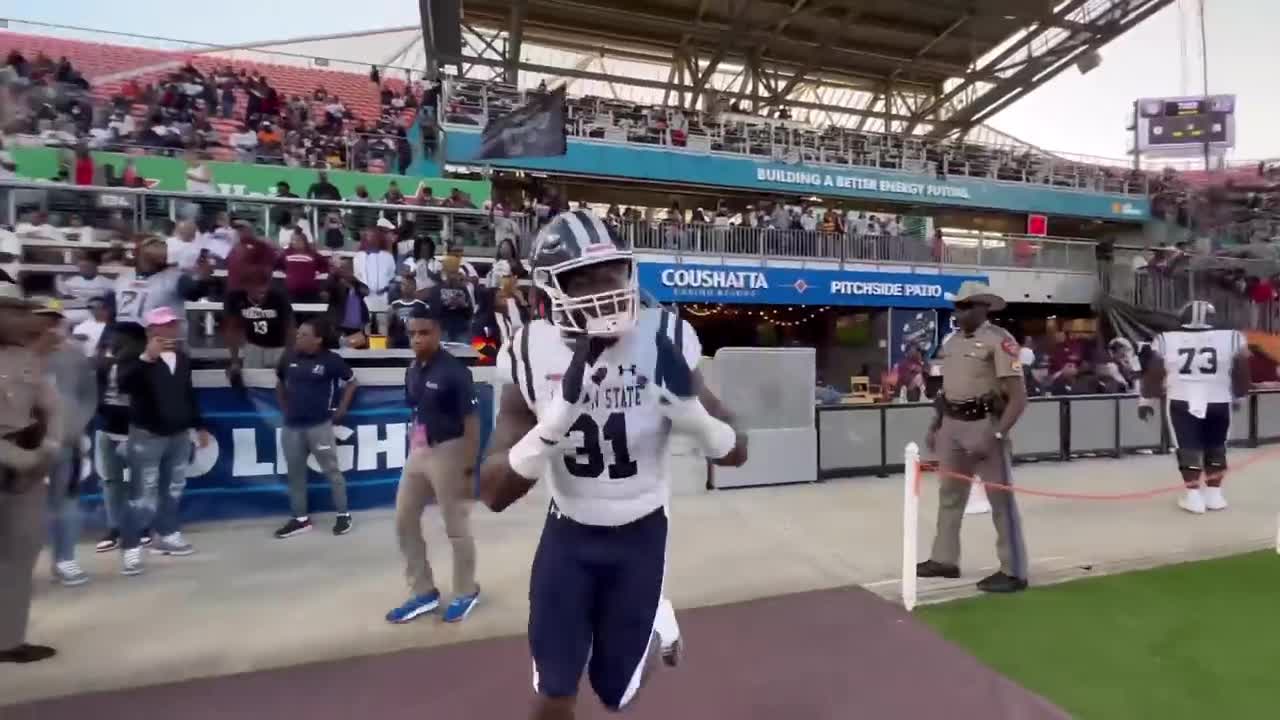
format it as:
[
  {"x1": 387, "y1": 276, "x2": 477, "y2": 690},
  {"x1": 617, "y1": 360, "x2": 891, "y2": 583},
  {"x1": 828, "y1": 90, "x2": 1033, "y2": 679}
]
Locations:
[
  {"x1": 929, "y1": 415, "x2": 1029, "y2": 579},
  {"x1": 0, "y1": 482, "x2": 47, "y2": 649},
  {"x1": 395, "y1": 438, "x2": 477, "y2": 597}
]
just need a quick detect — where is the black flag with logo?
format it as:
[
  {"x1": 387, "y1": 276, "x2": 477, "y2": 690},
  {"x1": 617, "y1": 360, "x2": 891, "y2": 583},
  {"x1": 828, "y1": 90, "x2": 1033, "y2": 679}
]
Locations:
[{"x1": 476, "y1": 86, "x2": 568, "y2": 160}]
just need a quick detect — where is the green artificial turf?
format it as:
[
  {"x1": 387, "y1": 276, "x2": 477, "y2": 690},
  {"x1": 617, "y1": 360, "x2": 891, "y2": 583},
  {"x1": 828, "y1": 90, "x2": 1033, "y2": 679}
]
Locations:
[{"x1": 917, "y1": 551, "x2": 1280, "y2": 720}]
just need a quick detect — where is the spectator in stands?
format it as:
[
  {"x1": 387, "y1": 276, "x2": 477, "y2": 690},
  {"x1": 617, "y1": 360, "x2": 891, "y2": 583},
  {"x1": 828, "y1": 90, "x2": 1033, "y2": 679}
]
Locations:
[
  {"x1": 327, "y1": 258, "x2": 370, "y2": 348},
  {"x1": 226, "y1": 221, "x2": 281, "y2": 293},
  {"x1": 307, "y1": 170, "x2": 341, "y2": 202},
  {"x1": 35, "y1": 301, "x2": 97, "y2": 587},
  {"x1": 224, "y1": 280, "x2": 295, "y2": 376},
  {"x1": 92, "y1": 323, "x2": 153, "y2": 556},
  {"x1": 57, "y1": 252, "x2": 114, "y2": 310},
  {"x1": 280, "y1": 228, "x2": 329, "y2": 303},
  {"x1": 118, "y1": 306, "x2": 210, "y2": 561},
  {"x1": 72, "y1": 146, "x2": 94, "y2": 186},
  {"x1": 71, "y1": 296, "x2": 112, "y2": 358},
  {"x1": 1047, "y1": 361, "x2": 1085, "y2": 395},
  {"x1": 485, "y1": 238, "x2": 525, "y2": 291},
  {"x1": 431, "y1": 253, "x2": 476, "y2": 344},
  {"x1": 354, "y1": 229, "x2": 398, "y2": 312},
  {"x1": 320, "y1": 212, "x2": 348, "y2": 250},
  {"x1": 165, "y1": 220, "x2": 198, "y2": 267},
  {"x1": 273, "y1": 318, "x2": 357, "y2": 539},
  {"x1": 387, "y1": 274, "x2": 420, "y2": 349},
  {"x1": 230, "y1": 122, "x2": 258, "y2": 162}
]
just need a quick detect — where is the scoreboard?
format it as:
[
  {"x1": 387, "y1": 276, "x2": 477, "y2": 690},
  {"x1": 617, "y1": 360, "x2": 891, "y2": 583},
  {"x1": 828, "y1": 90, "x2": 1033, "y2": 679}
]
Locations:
[{"x1": 1129, "y1": 94, "x2": 1235, "y2": 155}]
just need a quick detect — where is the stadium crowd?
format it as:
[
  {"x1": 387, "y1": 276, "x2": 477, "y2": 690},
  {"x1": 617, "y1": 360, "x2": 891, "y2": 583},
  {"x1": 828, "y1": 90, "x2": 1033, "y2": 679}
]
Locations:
[{"x1": 1, "y1": 43, "x2": 419, "y2": 173}]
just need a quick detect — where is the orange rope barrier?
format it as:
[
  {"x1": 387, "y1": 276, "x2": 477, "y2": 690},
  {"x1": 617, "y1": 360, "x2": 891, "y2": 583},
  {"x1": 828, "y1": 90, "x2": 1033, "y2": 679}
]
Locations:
[{"x1": 917, "y1": 445, "x2": 1280, "y2": 501}]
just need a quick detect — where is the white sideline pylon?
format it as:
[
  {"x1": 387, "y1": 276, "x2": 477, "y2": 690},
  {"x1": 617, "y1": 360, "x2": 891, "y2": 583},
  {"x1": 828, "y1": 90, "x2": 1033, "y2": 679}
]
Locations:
[
  {"x1": 965, "y1": 478, "x2": 991, "y2": 515},
  {"x1": 902, "y1": 443, "x2": 920, "y2": 612}
]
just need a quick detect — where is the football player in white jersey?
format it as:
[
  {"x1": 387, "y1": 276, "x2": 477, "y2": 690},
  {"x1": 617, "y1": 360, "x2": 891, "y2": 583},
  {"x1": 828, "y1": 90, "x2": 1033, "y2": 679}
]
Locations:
[
  {"x1": 1139, "y1": 301, "x2": 1251, "y2": 514},
  {"x1": 480, "y1": 210, "x2": 748, "y2": 720}
]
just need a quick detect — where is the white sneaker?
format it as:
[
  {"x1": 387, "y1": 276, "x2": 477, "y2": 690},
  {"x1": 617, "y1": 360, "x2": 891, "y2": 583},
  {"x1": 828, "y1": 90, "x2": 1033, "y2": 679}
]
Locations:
[
  {"x1": 1203, "y1": 486, "x2": 1228, "y2": 511},
  {"x1": 654, "y1": 596, "x2": 683, "y2": 667},
  {"x1": 121, "y1": 548, "x2": 144, "y2": 576},
  {"x1": 53, "y1": 560, "x2": 89, "y2": 587},
  {"x1": 153, "y1": 532, "x2": 194, "y2": 556},
  {"x1": 1178, "y1": 487, "x2": 1207, "y2": 515}
]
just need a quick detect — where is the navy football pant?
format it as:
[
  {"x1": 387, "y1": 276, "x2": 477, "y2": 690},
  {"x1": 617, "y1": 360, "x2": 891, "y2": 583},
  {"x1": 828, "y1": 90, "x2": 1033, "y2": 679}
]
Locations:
[{"x1": 529, "y1": 503, "x2": 667, "y2": 711}]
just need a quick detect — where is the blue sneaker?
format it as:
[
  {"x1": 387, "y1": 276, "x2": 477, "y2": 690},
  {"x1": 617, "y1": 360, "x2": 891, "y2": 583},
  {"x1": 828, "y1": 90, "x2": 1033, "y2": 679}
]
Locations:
[
  {"x1": 442, "y1": 587, "x2": 480, "y2": 623},
  {"x1": 385, "y1": 591, "x2": 441, "y2": 624}
]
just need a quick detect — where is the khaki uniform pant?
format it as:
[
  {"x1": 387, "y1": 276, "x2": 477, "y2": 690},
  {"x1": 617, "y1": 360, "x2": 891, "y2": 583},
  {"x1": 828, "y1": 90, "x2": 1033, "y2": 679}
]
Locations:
[
  {"x1": 929, "y1": 416, "x2": 1029, "y2": 579},
  {"x1": 395, "y1": 438, "x2": 477, "y2": 597},
  {"x1": 0, "y1": 482, "x2": 47, "y2": 649}
]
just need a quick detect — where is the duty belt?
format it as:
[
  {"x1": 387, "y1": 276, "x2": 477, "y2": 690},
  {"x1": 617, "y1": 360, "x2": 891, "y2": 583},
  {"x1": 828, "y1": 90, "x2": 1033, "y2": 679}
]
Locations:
[{"x1": 944, "y1": 397, "x2": 996, "y2": 421}]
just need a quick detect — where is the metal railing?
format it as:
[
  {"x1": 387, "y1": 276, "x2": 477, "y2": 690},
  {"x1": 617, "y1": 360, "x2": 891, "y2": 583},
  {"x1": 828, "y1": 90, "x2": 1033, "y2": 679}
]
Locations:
[
  {"x1": 0, "y1": 179, "x2": 527, "y2": 255},
  {"x1": 443, "y1": 82, "x2": 1148, "y2": 196},
  {"x1": 616, "y1": 219, "x2": 1100, "y2": 274},
  {"x1": 4, "y1": 181, "x2": 1109, "y2": 277},
  {"x1": 1106, "y1": 249, "x2": 1280, "y2": 332}
]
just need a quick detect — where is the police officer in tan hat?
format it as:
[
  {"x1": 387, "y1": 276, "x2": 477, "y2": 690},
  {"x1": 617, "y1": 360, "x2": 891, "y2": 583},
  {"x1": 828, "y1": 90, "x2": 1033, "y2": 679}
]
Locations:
[
  {"x1": 0, "y1": 281, "x2": 63, "y2": 663},
  {"x1": 917, "y1": 281, "x2": 1030, "y2": 594}
]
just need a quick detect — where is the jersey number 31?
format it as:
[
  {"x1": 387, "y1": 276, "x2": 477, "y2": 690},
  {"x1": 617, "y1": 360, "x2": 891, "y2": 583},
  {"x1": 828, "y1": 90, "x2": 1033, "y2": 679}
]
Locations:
[{"x1": 564, "y1": 412, "x2": 638, "y2": 480}]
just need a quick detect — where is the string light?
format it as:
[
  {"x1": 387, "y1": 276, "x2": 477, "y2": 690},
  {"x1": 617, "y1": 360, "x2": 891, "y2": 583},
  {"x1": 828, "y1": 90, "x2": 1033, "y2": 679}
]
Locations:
[{"x1": 681, "y1": 303, "x2": 829, "y2": 328}]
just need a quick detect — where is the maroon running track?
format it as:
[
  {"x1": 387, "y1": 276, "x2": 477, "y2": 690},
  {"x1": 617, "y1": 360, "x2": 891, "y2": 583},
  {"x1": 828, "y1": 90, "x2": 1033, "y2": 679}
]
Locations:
[{"x1": 5, "y1": 587, "x2": 1068, "y2": 719}]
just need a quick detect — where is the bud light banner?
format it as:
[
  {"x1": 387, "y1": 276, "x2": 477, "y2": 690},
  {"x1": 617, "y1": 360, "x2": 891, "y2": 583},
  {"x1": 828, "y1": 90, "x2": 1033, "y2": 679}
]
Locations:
[
  {"x1": 76, "y1": 383, "x2": 494, "y2": 526},
  {"x1": 638, "y1": 262, "x2": 986, "y2": 308}
]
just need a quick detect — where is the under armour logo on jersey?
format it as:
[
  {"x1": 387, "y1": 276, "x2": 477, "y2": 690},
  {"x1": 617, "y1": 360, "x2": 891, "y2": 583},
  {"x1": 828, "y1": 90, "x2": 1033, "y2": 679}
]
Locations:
[{"x1": 617, "y1": 364, "x2": 637, "y2": 376}]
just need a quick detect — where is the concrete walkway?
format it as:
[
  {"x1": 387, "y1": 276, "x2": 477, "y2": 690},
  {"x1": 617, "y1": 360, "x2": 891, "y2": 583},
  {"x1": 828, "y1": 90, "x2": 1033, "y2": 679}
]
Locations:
[{"x1": 4, "y1": 449, "x2": 1278, "y2": 707}]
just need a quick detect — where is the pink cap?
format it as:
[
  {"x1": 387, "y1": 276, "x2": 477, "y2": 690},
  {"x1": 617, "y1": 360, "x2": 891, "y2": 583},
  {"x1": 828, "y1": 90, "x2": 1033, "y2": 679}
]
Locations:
[{"x1": 144, "y1": 306, "x2": 180, "y2": 327}]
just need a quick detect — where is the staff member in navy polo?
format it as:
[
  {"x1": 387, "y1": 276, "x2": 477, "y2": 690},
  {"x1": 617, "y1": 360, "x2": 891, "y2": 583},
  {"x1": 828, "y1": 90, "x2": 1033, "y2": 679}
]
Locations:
[
  {"x1": 273, "y1": 319, "x2": 359, "y2": 540},
  {"x1": 385, "y1": 302, "x2": 482, "y2": 625}
]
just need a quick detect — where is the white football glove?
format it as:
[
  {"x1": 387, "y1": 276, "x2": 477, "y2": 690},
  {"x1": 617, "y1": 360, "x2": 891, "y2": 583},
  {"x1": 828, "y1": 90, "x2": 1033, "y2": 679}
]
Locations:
[
  {"x1": 649, "y1": 327, "x2": 736, "y2": 460},
  {"x1": 508, "y1": 335, "x2": 607, "y2": 480}
]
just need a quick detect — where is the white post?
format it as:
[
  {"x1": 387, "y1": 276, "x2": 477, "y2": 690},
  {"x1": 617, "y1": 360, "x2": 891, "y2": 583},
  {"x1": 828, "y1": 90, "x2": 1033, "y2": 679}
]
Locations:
[
  {"x1": 902, "y1": 442, "x2": 921, "y2": 612},
  {"x1": 965, "y1": 477, "x2": 991, "y2": 515}
]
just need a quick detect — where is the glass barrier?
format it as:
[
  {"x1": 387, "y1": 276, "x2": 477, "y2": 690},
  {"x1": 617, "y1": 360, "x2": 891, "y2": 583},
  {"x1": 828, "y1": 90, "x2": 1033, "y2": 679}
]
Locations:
[{"x1": 616, "y1": 217, "x2": 1100, "y2": 273}]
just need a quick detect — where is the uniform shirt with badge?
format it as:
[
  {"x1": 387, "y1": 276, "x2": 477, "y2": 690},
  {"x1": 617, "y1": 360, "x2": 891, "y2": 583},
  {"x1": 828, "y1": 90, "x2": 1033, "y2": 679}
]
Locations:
[
  {"x1": 224, "y1": 287, "x2": 294, "y2": 348},
  {"x1": 937, "y1": 323, "x2": 1023, "y2": 401},
  {"x1": 405, "y1": 348, "x2": 476, "y2": 447},
  {"x1": 276, "y1": 349, "x2": 354, "y2": 428},
  {"x1": 497, "y1": 308, "x2": 702, "y2": 527}
]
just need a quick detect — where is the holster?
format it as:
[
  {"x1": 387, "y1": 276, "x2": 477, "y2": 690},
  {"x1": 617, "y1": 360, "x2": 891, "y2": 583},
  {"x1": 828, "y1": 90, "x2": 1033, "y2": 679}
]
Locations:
[{"x1": 0, "y1": 422, "x2": 47, "y2": 494}]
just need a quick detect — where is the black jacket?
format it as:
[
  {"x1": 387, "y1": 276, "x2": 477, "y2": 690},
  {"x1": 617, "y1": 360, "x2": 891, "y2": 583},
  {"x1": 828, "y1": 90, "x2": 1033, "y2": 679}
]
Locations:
[{"x1": 118, "y1": 350, "x2": 204, "y2": 435}]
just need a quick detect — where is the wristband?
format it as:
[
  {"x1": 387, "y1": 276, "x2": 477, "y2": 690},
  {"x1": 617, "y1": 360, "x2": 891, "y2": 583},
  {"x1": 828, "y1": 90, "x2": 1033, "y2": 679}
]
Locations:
[
  {"x1": 508, "y1": 396, "x2": 580, "y2": 480},
  {"x1": 666, "y1": 397, "x2": 737, "y2": 460},
  {"x1": 1138, "y1": 397, "x2": 1158, "y2": 409}
]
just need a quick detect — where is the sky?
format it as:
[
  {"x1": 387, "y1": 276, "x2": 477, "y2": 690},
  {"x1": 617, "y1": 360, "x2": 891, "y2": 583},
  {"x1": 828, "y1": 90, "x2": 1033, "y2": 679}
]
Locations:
[{"x1": 9, "y1": 0, "x2": 1278, "y2": 161}]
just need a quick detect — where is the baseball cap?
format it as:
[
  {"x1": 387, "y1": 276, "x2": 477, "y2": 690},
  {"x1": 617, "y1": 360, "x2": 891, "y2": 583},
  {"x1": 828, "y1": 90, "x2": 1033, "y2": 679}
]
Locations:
[
  {"x1": 144, "y1": 306, "x2": 181, "y2": 327},
  {"x1": 33, "y1": 298, "x2": 66, "y2": 317}
]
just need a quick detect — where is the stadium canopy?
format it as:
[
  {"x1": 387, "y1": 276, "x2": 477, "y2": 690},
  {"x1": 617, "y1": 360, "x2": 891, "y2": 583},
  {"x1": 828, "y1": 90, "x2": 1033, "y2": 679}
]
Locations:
[{"x1": 45, "y1": 0, "x2": 1171, "y2": 142}]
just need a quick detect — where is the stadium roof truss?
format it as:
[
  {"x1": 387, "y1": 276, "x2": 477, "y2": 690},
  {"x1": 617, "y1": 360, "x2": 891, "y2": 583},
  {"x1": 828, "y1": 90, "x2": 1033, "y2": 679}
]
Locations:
[
  {"x1": 446, "y1": 0, "x2": 1173, "y2": 137},
  {"x1": 173, "y1": 0, "x2": 1172, "y2": 140}
]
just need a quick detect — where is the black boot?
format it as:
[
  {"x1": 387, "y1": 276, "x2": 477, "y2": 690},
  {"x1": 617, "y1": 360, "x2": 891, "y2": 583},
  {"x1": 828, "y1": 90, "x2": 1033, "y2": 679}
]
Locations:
[{"x1": 0, "y1": 644, "x2": 57, "y2": 663}]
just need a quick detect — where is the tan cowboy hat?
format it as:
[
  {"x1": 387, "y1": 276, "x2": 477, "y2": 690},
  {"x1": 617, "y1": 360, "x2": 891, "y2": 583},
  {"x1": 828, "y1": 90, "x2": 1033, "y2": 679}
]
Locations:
[
  {"x1": 945, "y1": 280, "x2": 1006, "y2": 311},
  {"x1": 0, "y1": 281, "x2": 34, "y2": 309}
]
